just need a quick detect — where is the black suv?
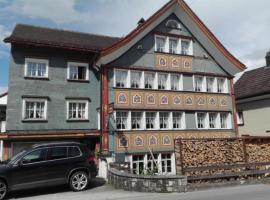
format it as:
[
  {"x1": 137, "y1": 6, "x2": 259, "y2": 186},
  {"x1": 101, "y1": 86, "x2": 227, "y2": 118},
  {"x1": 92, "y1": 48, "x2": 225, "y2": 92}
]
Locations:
[{"x1": 0, "y1": 142, "x2": 98, "y2": 199}]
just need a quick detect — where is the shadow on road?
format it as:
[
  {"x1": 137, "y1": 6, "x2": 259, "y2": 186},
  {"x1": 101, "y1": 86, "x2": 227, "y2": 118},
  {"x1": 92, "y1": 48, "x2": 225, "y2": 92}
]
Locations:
[{"x1": 8, "y1": 177, "x2": 107, "y2": 199}]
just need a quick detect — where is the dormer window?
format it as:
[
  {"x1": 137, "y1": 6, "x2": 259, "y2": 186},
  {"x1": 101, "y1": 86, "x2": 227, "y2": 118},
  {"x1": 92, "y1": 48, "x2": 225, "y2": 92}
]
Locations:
[{"x1": 166, "y1": 19, "x2": 181, "y2": 30}]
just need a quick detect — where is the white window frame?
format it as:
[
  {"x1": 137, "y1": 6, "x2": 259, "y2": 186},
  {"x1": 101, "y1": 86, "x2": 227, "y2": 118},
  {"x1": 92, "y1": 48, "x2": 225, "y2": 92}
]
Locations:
[
  {"x1": 66, "y1": 100, "x2": 89, "y2": 120},
  {"x1": 115, "y1": 111, "x2": 129, "y2": 130},
  {"x1": 181, "y1": 39, "x2": 192, "y2": 55},
  {"x1": 158, "y1": 73, "x2": 169, "y2": 90},
  {"x1": 144, "y1": 72, "x2": 156, "y2": 89},
  {"x1": 22, "y1": 98, "x2": 48, "y2": 121},
  {"x1": 130, "y1": 71, "x2": 143, "y2": 89},
  {"x1": 131, "y1": 111, "x2": 143, "y2": 130},
  {"x1": 217, "y1": 78, "x2": 228, "y2": 93},
  {"x1": 169, "y1": 37, "x2": 178, "y2": 54},
  {"x1": 220, "y1": 112, "x2": 231, "y2": 129},
  {"x1": 172, "y1": 112, "x2": 185, "y2": 130},
  {"x1": 171, "y1": 74, "x2": 182, "y2": 91},
  {"x1": 67, "y1": 62, "x2": 89, "y2": 81},
  {"x1": 206, "y1": 77, "x2": 215, "y2": 93},
  {"x1": 145, "y1": 112, "x2": 157, "y2": 130},
  {"x1": 114, "y1": 69, "x2": 129, "y2": 88},
  {"x1": 155, "y1": 35, "x2": 167, "y2": 53},
  {"x1": 193, "y1": 76, "x2": 205, "y2": 92},
  {"x1": 196, "y1": 112, "x2": 207, "y2": 129},
  {"x1": 237, "y1": 111, "x2": 244, "y2": 125},
  {"x1": 159, "y1": 112, "x2": 170, "y2": 130},
  {"x1": 208, "y1": 112, "x2": 218, "y2": 129},
  {"x1": 24, "y1": 58, "x2": 49, "y2": 78}
]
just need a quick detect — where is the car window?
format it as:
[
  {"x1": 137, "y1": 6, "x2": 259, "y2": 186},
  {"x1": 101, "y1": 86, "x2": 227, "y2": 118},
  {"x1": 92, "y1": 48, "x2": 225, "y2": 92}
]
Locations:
[
  {"x1": 47, "y1": 147, "x2": 67, "y2": 160},
  {"x1": 22, "y1": 149, "x2": 46, "y2": 164},
  {"x1": 68, "y1": 147, "x2": 81, "y2": 157}
]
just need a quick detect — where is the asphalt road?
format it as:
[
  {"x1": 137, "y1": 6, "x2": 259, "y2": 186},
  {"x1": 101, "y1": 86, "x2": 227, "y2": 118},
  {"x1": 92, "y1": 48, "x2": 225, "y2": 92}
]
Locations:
[{"x1": 7, "y1": 178, "x2": 270, "y2": 200}]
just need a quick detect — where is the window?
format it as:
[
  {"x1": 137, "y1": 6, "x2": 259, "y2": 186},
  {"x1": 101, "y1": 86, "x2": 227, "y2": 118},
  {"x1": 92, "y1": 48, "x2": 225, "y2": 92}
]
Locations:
[
  {"x1": 147, "y1": 154, "x2": 158, "y2": 173},
  {"x1": 156, "y1": 37, "x2": 166, "y2": 52},
  {"x1": 23, "y1": 99, "x2": 47, "y2": 120},
  {"x1": 217, "y1": 78, "x2": 226, "y2": 93},
  {"x1": 116, "y1": 111, "x2": 128, "y2": 130},
  {"x1": 194, "y1": 76, "x2": 204, "y2": 92},
  {"x1": 209, "y1": 113, "x2": 218, "y2": 129},
  {"x1": 68, "y1": 62, "x2": 88, "y2": 80},
  {"x1": 161, "y1": 154, "x2": 172, "y2": 173},
  {"x1": 67, "y1": 100, "x2": 88, "y2": 120},
  {"x1": 169, "y1": 38, "x2": 178, "y2": 54},
  {"x1": 197, "y1": 113, "x2": 206, "y2": 129},
  {"x1": 47, "y1": 147, "x2": 67, "y2": 160},
  {"x1": 237, "y1": 111, "x2": 244, "y2": 125},
  {"x1": 21, "y1": 149, "x2": 46, "y2": 164},
  {"x1": 25, "y1": 58, "x2": 48, "y2": 78},
  {"x1": 220, "y1": 113, "x2": 229, "y2": 129},
  {"x1": 159, "y1": 112, "x2": 169, "y2": 129},
  {"x1": 131, "y1": 112, "x2": 143, "y2": 130},
  {"x1": 166, "y1": 19, "x2": 180, "y2": 29},
  {"x1": 171, "y1": 74, "x2": 180, "y2": 91},
  {"x1": 173, "y1": 112, "x2": 183, "y2": 129},
  {"x1": 115, "y1": 70, "x2": 128, "y2": 88},
  {"x1": 144, "y1": 72, "x2": 155, "y2": 89},
  {"x1": 130, "y1": 71, "x2": 142, "y2": 88},
  {"x1": 181, "y1": 40, "x2": 191, "y2": 55},
  {"x1": 146, "y1": 112, "x2": 156, "y2": 130},
  {"x1": 132, "y1": 155, "x2": 144, "y2": 175},
  {"x1": 206, "y1": 77, "x2": 215, "y2": 92},
  {"x1": 158, "y1": 74, "x2": 168, "y2": 90},
  {"x1": 68, "y1": 147, "x2": 81, "y2": 158}
]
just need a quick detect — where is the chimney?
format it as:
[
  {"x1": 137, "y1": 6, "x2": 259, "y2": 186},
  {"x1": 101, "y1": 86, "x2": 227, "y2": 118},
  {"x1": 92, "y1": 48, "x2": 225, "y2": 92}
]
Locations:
[
  {"x1": 266, "y1": 51, "x2": 270, "y2": 67},
  {"x1": 137, "y1": 18, "x2": 145, "y2": 26}
]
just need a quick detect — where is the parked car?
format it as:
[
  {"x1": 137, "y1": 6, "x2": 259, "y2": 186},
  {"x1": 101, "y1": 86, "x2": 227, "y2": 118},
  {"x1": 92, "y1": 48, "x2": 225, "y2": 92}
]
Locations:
[{"x1": 0, "y1": 142, "x2": 98, "y2": 199}]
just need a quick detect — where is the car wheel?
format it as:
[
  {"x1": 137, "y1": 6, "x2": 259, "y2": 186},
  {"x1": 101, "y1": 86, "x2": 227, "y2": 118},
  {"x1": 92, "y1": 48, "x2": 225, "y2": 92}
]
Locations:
[
  {"x1": 69, "y1": 171, "x2": 89, "y2": 192},
  {"x1": 0, "y1": 180, "x2": 7, "y2": 200}
]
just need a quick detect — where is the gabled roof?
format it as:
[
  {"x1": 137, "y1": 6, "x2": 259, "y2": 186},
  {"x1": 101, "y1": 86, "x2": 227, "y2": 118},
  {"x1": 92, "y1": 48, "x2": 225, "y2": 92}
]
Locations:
[
  {"x1": 235, "y1": 67, "x2": 270, "y2": 100},
  {"x1": 4, "y1": 24, "x2": 121, "y2": 53},
  {"x1": 97, "y1": 0, "x2": 245, "y2": 75}
]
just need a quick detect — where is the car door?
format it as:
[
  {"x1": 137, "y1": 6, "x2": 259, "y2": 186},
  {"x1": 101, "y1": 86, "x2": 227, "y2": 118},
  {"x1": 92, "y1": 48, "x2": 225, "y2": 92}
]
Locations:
[
  {"x1": 45, "y1": 146, "x2": 70, "y2": 183},
  {"x1": 10, "y1": 148, "x2": 48, "y2": 190}
]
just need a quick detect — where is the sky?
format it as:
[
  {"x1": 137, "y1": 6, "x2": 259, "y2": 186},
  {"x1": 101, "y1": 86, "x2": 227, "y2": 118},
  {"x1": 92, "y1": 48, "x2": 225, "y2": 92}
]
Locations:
[{"x1": 0, "y1": 0, "x2": 270, "y2": 94}]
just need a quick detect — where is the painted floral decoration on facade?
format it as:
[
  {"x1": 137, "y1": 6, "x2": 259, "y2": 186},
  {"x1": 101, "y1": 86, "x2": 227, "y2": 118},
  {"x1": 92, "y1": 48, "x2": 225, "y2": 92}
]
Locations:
[
  {"x1": 185, "y1": 96, "x2": 193, "y2": 105},
  {"x1": 160, "y1": 95, "x2": 169, "y2": 105},
  {"x1": 197, "y1": 96, "x2": 205, "y2": 105},
  {"x1": 119, "y1": 138, "x2": 128, "y2": 147},
  {"x1": 173, "y1": 96, "x2": 181, "y2": 105},
  {"x1": 132, "y1": 94, "x2": 142, "y2": 104},
  {"x1": 184, "y1": 60, "x2": 191, "y2": 68},
  {"x1": 171, "y1": 58, "x2": 179, "y2": 68},
  {"x1": 147, "y1": 94, "x2": 156, "y2": 105},
  {"x1": 118, "y1": 93, "x2": 127, "y2": 104},
  {"x1": 209, "y1": 97, "x2": 217, "y2": 106},
  {"x1": 135, "y1": 136, "x2": 143, "y2": 146},
  {"x1": 163, "y1": 135, "x2": 171, "y2": 145},
  {"x1": 159, "y1": 57, "x2": 167, "y2": 67},
  {"x1": 149, "y1": 135, "x2": 158, "y2": 146},
  {"x1": 220, "y1": 98, "x2": 227, "y2": 106}
]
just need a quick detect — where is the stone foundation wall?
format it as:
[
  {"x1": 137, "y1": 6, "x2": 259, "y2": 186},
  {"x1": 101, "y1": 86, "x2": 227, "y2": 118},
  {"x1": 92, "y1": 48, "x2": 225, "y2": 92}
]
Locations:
[{"x1": 108, "y1": 168, "x2": 187, "y2": 193}]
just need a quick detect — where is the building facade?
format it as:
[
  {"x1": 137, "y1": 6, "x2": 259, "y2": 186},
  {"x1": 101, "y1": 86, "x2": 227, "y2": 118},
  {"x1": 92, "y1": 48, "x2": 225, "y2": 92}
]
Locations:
[
  {"x1": 235, "y1": 52, "x2": 270, "y2": 136},
  {"x1": 3, "y1": 0, "x2": 245, "y2": 175}
]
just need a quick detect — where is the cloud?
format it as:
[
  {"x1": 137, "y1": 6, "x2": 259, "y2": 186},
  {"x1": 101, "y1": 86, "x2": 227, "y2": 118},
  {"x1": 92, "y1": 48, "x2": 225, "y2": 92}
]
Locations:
[{"x1": 0, "y1": 86, "x2": 7, "y2": 94}]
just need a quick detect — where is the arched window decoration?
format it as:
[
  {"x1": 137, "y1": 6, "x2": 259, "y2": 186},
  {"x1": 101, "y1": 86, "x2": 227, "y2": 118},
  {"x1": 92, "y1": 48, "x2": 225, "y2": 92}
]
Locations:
[{"x1": 166, "y1": 19, "x2": 181, "y2": 30}]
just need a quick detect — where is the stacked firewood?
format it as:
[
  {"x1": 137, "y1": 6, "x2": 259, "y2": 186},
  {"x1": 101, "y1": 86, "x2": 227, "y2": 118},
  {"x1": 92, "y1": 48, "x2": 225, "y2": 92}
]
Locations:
[
  {"x1": 181, "y1": 140, "x2": 245, "y2": 168},
  {"x1": 246, "y1": 142, "x2": 270, "y2": 163}
]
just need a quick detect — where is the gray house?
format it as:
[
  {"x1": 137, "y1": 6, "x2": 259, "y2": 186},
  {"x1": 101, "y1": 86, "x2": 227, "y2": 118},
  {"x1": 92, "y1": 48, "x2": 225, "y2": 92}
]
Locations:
[
  {"x1": 235, "y1": 52, "x2": 270, "y2": 136},
  {"x1": 3, "y1": 24, "x2": 119, "y2": 158}
]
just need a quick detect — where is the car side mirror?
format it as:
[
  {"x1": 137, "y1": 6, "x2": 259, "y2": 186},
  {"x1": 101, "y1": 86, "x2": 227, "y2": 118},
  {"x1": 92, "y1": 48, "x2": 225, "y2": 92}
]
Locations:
[{"x1": 18, "y1": 160, "x2": 24, "y2": 167}]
